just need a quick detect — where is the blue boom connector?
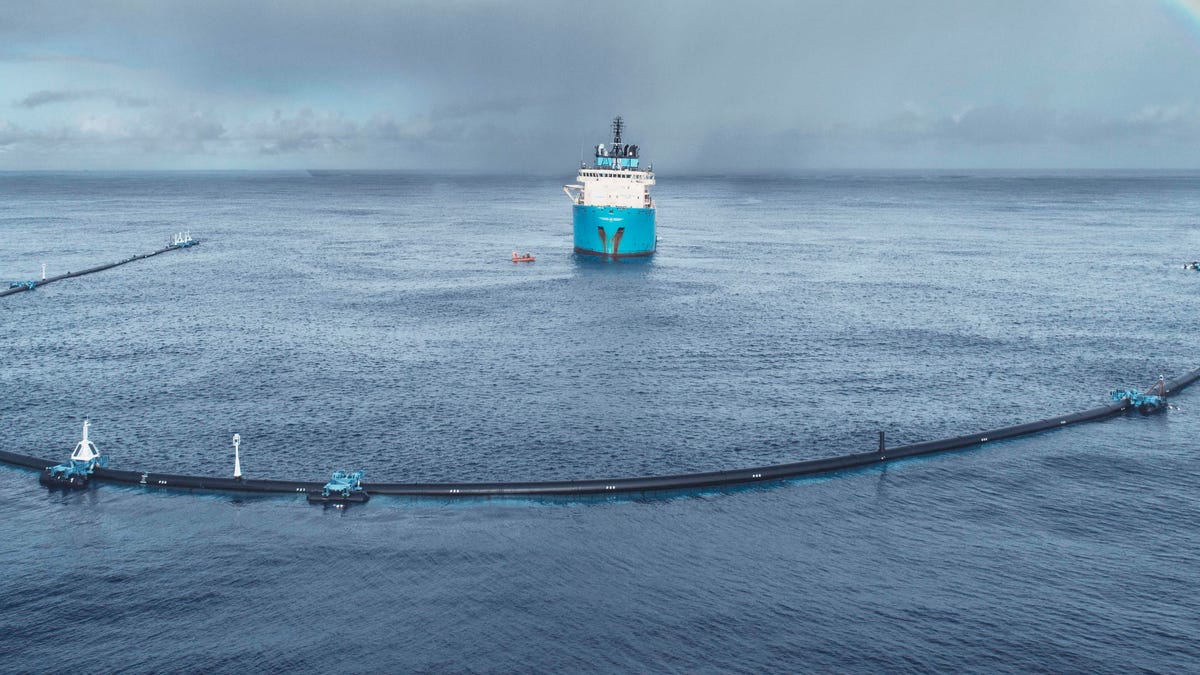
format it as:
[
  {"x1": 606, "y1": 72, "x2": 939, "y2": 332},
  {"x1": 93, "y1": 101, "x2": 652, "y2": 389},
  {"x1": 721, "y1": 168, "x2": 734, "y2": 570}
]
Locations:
[
  {"x1": 1111, "y1": 377, "x2": 1169, "y2": 415},
  {"x1": 307, "y1": 470, "x2": 370, "y2": 504},
  {"x1": 169, "y1": 231, "x2": 197, "y2": 248},
  {"x1": 39, "y1": 418, "x2": 107, "y2": 489}
]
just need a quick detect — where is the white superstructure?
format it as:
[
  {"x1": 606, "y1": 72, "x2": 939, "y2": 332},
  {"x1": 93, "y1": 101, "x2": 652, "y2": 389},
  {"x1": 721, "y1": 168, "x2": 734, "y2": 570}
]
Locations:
[
  {"x1": 563, "y1": 117, "x2": 655, "y2": 209},
  {"x1": 564, "y1": 168, "x2": 655, "y2": 209}
]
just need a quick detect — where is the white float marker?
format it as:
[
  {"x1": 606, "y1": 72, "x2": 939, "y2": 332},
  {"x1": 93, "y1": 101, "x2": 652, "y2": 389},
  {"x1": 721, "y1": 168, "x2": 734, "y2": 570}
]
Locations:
[
  {"x1": 232, "y1": 433, "x2": 242, "y2": 479},
  {"x1": 71, "y1": 418, "x2": 99, "y2": 463},
  {"x1": 41, "y1": 262, "x2": 46, "y2": 281}
]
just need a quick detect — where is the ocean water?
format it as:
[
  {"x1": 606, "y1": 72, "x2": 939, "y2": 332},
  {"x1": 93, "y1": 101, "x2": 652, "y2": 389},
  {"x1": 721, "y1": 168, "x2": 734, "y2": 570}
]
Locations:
[{"x1": 1, "y1": 171, "x2": 1198, "y2": 672}]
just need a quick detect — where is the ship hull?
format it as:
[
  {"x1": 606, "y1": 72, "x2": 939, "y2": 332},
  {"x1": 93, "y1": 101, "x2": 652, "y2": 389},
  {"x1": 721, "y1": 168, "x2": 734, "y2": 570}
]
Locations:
[{"x1": 572, "y1": 205, "x2": 656, "y2": 257}]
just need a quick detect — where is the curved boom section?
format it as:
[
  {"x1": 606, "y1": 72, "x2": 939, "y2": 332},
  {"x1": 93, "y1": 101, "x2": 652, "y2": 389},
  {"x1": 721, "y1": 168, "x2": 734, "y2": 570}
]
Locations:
[{"x1": 3, "y1": 366, "x2": 1198, "y2": 500}]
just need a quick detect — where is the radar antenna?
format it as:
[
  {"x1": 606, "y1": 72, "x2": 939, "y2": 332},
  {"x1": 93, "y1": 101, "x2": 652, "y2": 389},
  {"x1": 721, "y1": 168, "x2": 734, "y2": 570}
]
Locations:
[{"x1": 611, "y1": 116, "x2": 624, "y2": 145}]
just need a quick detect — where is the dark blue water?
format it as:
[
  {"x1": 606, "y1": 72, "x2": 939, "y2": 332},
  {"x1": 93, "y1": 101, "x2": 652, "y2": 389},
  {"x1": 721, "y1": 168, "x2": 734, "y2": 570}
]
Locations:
[{"x1": 1, "y1": 172, "x2": 1198, "y2": 672}]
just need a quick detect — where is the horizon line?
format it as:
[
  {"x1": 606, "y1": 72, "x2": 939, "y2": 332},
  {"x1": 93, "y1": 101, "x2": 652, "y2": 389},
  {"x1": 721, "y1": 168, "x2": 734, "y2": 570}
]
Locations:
[{"x1": 3, "y1": 167, "x2": 1200, "y2": 176}]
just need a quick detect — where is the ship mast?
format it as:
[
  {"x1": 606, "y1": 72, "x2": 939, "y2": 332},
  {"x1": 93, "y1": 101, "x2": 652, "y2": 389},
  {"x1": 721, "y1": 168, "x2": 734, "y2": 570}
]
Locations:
[{"x1": 610, "y1": 116, "x2": 624, "y2": 155}]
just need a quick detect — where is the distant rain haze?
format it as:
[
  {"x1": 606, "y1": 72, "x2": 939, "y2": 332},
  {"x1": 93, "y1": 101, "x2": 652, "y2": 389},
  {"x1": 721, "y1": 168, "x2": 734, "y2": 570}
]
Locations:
[{"x1": 2, "y1": 0, "x2": 1200, "y2": 171}]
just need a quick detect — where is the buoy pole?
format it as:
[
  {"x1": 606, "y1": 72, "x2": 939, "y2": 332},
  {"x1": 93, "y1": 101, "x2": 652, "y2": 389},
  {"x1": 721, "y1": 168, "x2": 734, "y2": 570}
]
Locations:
[
  {"x1": 232, "y1": 433, "x2": 242, "y2": 480},
  {"x1": 41, "y1": 263, "x2": 46, "y2": 281}
]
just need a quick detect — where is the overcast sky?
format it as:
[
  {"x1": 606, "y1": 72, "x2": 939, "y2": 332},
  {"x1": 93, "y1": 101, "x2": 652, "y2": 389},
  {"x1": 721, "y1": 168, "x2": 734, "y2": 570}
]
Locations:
[{"x1": 2, "y1": 0, "x2": 1200, "y2": 171}]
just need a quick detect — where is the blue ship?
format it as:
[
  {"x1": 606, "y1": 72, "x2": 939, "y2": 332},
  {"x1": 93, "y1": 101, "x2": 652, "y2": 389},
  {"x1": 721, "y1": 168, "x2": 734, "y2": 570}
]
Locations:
[{"x1": 563, "y1": 116, "x2": 656, "y2": 257}]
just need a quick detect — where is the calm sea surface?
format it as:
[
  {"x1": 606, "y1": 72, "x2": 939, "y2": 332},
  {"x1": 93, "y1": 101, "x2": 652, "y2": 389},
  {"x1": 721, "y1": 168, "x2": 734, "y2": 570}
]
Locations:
[{"x1": 1, "y1": 171, "x2": 1198, "y2": 672}]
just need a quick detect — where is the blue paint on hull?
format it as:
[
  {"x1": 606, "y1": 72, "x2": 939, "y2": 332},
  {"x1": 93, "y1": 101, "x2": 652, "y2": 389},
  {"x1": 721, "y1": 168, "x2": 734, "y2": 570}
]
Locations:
[{"x1": 573, "y1": 205, "x2": 656, "y2": 257}]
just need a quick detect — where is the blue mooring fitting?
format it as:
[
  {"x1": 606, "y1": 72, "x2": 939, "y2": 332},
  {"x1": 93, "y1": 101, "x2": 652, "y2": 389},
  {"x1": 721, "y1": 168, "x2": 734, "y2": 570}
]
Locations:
[
  {"x1": 321, "y1": 470, "x2": 366, "y2": 497},
  {"x1": 1111, "y1": 389, "x2": 1168, "y2": 414}
]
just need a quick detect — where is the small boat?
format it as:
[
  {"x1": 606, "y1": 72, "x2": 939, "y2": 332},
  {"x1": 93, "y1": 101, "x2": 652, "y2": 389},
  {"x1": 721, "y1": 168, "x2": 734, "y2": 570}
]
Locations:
[
  {"x1": 512, "y1": 251, "x2": 535, "y2": 263},
  {"x1": 1185, "y1": 261, "x2": 1200, "y2": 270}
]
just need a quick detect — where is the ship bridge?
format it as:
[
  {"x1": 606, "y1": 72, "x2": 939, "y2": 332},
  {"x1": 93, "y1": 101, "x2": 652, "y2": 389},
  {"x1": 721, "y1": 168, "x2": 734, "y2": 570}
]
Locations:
[{"x1": 563, "y1": 116, "x2": 655, "y2": 210}]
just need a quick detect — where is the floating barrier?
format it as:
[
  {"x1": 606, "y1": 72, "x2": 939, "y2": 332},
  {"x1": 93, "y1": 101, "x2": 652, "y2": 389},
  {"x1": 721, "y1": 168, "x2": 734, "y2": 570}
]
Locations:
[
  {"x1": 0, "y1": 235, "x2": 200, "y2": 299},
  {"x1": 3, "y1": 366, "x2": 1198, "y2": 502}
]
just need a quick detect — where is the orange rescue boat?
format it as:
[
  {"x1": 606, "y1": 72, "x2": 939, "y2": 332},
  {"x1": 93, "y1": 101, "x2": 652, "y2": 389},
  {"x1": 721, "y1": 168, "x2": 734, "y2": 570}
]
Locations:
[{"x1": 512, "y1": 250, "x2": 535, "y2": 263}]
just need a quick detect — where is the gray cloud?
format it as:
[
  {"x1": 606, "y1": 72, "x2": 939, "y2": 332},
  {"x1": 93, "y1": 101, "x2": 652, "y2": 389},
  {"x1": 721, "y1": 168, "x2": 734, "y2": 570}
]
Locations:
[
  {"x1": 1, "y1": 0, "x2": 1199, "y2": 169},
  {"x1": 0, "y1": 50, "x2": 110, "y2": 65},
  {"x1": 250, "y1": 109, "x2": 362, "y2": 155},
  {"x1": 0, "y1": 108, "x2": 224, "y2": 155},
  {"x1": 16, "y1": 89, "x2": 151, "y2": 108},
  {"x1": 7, "y1": 101, "x2": 1200, "y2": 172},
  {"x1": 0, "y1": 120, "x2": 21, "y2": 147},
  {"x1": 873, "y1": 104, "x2": 1200, "y2": 149}
]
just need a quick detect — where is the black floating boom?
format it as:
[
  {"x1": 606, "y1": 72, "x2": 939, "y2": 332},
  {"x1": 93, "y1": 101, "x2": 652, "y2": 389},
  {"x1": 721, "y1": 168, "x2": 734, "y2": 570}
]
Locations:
[
  {"x1": 0, "y1": 239, "x2": 200, "y2": 299},
  {"x1": 4, "y1": 366, "x2": 1198, "y2": 501}
]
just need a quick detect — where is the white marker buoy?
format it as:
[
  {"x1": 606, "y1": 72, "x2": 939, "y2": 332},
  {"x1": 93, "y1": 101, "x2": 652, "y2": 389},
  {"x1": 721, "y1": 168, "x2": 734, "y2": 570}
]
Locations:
[
  {"x1": 232, "y1": 433, "x2": 242, "y2": 479},
  {"x1": 70, "y1": 418, "x2": 99, "y2": 463},
  {"x1": 41, "y1": 262, "x2": 46, "y2": 281}
]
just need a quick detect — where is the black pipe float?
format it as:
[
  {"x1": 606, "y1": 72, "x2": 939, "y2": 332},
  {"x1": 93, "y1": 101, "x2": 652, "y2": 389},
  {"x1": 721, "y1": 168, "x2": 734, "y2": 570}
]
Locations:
[
  {"x1": 4, "y1": 365, "x2": 1198, "y2": 501},
  {"x1": 0, "y1": 241, "x2": 200, "y2": 298}
]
